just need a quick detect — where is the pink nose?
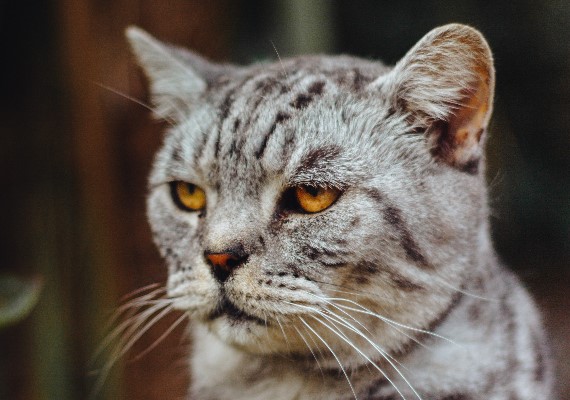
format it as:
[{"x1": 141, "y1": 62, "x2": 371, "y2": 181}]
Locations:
[
  {"x1": 205, "y1": 250, "x2": 249, "y2": 283},
  {"x1": 206, "y1": 253, "x2": 237, "y2": 271}
]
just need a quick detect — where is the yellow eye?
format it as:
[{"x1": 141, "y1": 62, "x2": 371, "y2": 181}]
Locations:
[
  {"x1": 170, "y1": 181, "x2": 206, "y2": 211},
  {"x1": 295, "y1": 185, "x2": 341, "y2": 213}
]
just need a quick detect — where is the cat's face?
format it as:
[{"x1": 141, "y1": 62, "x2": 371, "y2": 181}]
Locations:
[{"x1": 129, "y1": 24, "x2": 494, "y2": 359}]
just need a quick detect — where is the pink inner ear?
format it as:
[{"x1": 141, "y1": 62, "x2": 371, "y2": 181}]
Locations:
[
  {"x1": 431, "y1": 68, "x2": 492, "y2": 174},
  {"x1": 381, "y1": 24, "x2": 496, "y2": 174}
]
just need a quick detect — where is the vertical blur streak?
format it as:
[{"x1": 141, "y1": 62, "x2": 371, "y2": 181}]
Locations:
[
  {"x1": 55, "y1": 0, "x2": 124, "y2": 398},
  {"x1": 30, "y1": 183, "x2": 73, "y2": 400},
  {"x1": 277, "y1": 0, "x2": 335, "y2": 55}
]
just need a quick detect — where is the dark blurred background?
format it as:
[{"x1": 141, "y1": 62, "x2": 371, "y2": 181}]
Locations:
[{"x1": 1, "y1": 1, "x2": 568, "y2": 399}]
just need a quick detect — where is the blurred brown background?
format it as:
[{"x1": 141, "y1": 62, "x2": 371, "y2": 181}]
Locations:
[{"x1": 0, "y1": 1, "x2": 568, "y2": 399}]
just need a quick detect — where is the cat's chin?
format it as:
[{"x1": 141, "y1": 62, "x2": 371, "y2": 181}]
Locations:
[
  {"x1": 203, "y1": 317, "x2": 305, "y2": 355},
  {"x1": 207, "y1": 297, "x2": 267, "y2": 325}
]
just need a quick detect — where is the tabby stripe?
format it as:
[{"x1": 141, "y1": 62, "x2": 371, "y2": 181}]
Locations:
[
  {"x1": 227, "y1": 139, "x2": 238, "y2": 157},
  {"x1": 241, "y1": 98, "x2": 266, "y2": 132},
  {"x1": 387, "y1": 270, "x2": 425, "y2": 291},
  {"x1": 363, "y1": 375, "x2": 389, "y2": 399},
  {"x1": 383, "y1": 205, "x2": 431, "y2": 268},
  {"x1": 289, "y1": 80, "x2": 327, "y2": 110},
  {"x1": 280, "y1": 70, "x2": 313, "y2": 94},
  {"x1": 254, "y1": 75, "x2": 282, "y2": 95},
  {"x1": 213, "y1": 128, "x2": 221, "y2": 159},
  {"x1": 295, "y1": 145, "x2": 342, "y2": 175},
  {"x1": 279, "y1": 129, "x2": 296, "y2": 165},
  {"x1": 255, "y1": 111, "x2": 291, "y2": 159},
  {"x1": 217, "y1": 73, "x2": 256, "y2": 131},
  {"x1": 219, "y1": 88, "x2": 235, "y2": 122},
  {"x1": 352, "y1": 261, "x2": 424, "y2": 291},
  {"x1": 255, "y1": 130, "x2": 271, "y2": 160},
  {"x1": 365, "y1": 189, "x2": 432, "y2": 269},
  {"x1": 212, "y1": 78, "x2": 253, "y2": 161},
  {"x1": 337, "y1": 294, "x2": 464, "y2": 396},
  {"x1": 394, "y1": 292, "x2": 463, "y2": 360},
  {"x1": 330, "y1": 68, "x2": 373, "y2": 91},
  {"x1": 501, "y1": 292, "x2": 519, "y2": 378},
  {"x1": 258, "y1": 235, "x2": 266, "y2": 250},
  {"x1": 303, "y1": 243, "x2": 348, "y2": 262},
  {"x1": 233, "y1": 118, "x2": 241, "y2": 132},
  {"x1": 308, "y1": 80, "x2": 326, "y2": 95},
  {"x1": 351, "y1": 68, "x2": 369, "y2": 91},
  {"x1": 193, "y1": 124, "x2": 211, "y2": 163},
  {"x1": 234, "y1": 74, "x2": 292, "y2": 146},
  {"x1": 290, "y1": 92, "x2": 313, "y2": 109},
  {"x1": 242, "y1": 77, "x2": 291, "y2": 131},
  {"x1": 227, "y1": 128, "x2": 249, "y2": 159},
  {"x1": 171, "y1": 145, "x2": 182, "y2": 162}
]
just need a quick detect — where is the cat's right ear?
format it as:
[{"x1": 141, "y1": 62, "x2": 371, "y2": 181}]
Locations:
[
  {"x1": 126, "y1": 27, "x2": 220, "y2": 122},
  {"x1": 371, "y1": 24, "x2": 495, "y2": 174}
]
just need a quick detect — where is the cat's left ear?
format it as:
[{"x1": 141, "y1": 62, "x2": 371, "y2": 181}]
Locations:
[
  {"x1": 126, "y1": 26, "x2": 235, "y2": 122},
  {"x1": 372, "y1": 24, "x2": 495, "y2": 173}
]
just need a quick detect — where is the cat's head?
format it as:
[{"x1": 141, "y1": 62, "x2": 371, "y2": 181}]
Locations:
[{"x1": 127, "y1": 24, "x2": 494, "y2": 359}]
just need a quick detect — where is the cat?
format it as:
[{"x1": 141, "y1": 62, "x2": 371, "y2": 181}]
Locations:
[{"x1": 125, "y1": 23, "x2": 554, "y2": 399}]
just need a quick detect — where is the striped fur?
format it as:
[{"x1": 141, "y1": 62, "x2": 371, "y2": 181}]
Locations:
[{"x1": 127, "y1": 24, "x2": 553, "y2": 399}]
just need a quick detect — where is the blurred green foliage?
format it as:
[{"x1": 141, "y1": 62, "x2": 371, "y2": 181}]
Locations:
[{"x1": 0, "y1": 275, "x2": 42, "y2": 329}]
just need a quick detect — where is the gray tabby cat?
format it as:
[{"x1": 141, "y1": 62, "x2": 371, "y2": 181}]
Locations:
[{"x1": 126, "y1": 24, "x2": 553, "y2": 399}]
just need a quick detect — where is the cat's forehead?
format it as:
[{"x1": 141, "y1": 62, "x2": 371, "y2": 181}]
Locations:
[
  {"x1": 151, "y1": 56, "x2": 404, "y2": 195},
  {"x1": 208, "y1": 54, "x2": 388, "y2": 102}
]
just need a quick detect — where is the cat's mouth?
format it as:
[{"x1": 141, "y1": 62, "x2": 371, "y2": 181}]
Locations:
[{"x1": 209, "y1": 297, "x2": 266, "y2": 326}]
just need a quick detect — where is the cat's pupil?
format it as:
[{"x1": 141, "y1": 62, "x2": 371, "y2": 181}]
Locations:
[
  {"x1": 305, "y1": 186, "x2": 320, "y2": 197},
  {"x1": 185, "y1": 183, "x2": 196, "y2": 194}
]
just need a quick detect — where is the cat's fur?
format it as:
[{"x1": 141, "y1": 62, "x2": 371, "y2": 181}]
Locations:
[{"x1": 126, "y1": 24, "x2": 553, "y2": 399}]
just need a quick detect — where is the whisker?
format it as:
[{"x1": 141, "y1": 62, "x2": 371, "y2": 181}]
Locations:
[
  {"x1": 91, "y1": 303, "x2": 175, "y2": 398},
  {"x1": 304, "y1": 291, "x2": 424, "y2": 357},
  {"x1": 299, "y1": 317, "x2": 359, "y2": 400},
  {"x1": 317, "y1": 269, "x2": 496, "y2": 304},
  {"x1": 105, "y1": 287, "x2": 168, "y2": 330},
  {"x1": 95, "y1": 82, "x2": 176, "y2": 126},
  {"x1": 300, "y1": 321, "x2": 327, "y2": 361},
  {"x1": 118, "y1": 283, "x2": 164, "y2": 303},
  {"x1": 292, "y1": 325, "x2": 325, "y2": 379},
  {"x1": 130, "y1": 311, "x2": 188, "y2": 362},
  {"x1": 309, "y1": 313, "x2": 408, "y2": 400},
  {"x1": 322, "y1": 297, "x2": 433, "y2": 356},
  {"x1": 327, "y1": 298, "x2": 459, "y2": 346},
  {"x1": 310, "y1": 278, "x2": 393, "y2": 301},
  {"x1": 270, "y1": 40, "x2": 291, "y2": 88},
  {"x1": 319, "y1": 308, "x2": 422, "y2": 400},
  {"x1": 311, "y1": 295, "x2": 411, "y2": 370},
  {"x1": 290, "y1": 301, "x2": 408, "y2": 399},
  {"x1": 262, "y1": 310, "x2": 273, "y2": 343},
  {"x1": 276, "y1": 316, "x2": 291, "y2": 351},
  {"x1": 94, "y1": 301, "x2": 171, "y2": 367},
  {"x1": 92, "y1": 295, "x2": 171, "y2": 365},
  {"x1": 432, "y1": 276, "x2": 499, "y2": 302},
  {"x1": 116, "y1": 304, "x2": 175, "y2": 362}
]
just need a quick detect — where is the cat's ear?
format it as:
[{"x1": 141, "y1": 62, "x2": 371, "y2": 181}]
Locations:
[
  {"x1": 373, "y1": 24, "x2": 495, "y2": 173},
  {"x1": 126, "y1": 26, "x2": 234, "y2": 122}
]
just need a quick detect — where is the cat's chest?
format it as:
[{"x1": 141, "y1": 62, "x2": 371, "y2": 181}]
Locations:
[
  {"x1": 191, "y1": 326, "x2": 409, "y2": 400},
  {"x1": 191, "y1": 326, "x2": 358, "y2": 400}
]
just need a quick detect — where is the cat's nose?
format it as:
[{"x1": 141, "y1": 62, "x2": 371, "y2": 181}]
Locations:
[{"x1": 204, "y1": 247, "x2": 249, "y2": 283}]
